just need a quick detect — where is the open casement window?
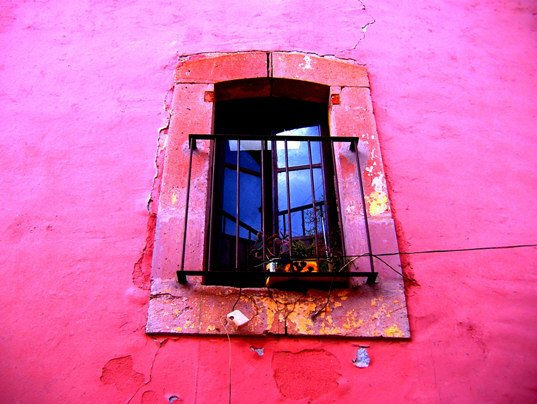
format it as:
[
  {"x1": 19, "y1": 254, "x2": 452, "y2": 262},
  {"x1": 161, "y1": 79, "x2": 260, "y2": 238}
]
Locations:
[
  {"x1": 147, "y1": 52, "x2": 410, "y2": 338},
  {"x1": 207, "y1": 96, "x2": 346, "y2": 288}
]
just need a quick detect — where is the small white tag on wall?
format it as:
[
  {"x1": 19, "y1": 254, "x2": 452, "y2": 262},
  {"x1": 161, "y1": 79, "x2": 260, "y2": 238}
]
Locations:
[{"x1": 226, "y1": 310, "x2": 250, "y2": 327}]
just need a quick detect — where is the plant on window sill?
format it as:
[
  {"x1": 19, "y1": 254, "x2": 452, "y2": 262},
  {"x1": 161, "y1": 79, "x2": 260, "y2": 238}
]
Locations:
[{"x1": 249, "y1": 232, "x2": 349, "y2": 288}]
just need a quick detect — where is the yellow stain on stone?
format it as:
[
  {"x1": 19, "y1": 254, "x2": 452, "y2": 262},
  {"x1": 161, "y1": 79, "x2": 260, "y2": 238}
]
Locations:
[
  {"x1": 385, "y1": 325, "x2": 404, "y2": 337},
  {"x1": 171, "y1": 192, "x2": 178, "y2": 205},
  {"x1": 320, "y1": 322, "x2": 342, "y2": 335},
  {"x1": 181, "y1": 320, "x2": 195, "y2": 329},
  {"x1": 368, "y1": 191, "x2": 388, "y2": 216},
  {"x1": 262, "y1": 297, "x2": 279, "y2": 331},
  {"x1": 337, "y1": 290, "x2": 350, "y2": 301},
  {"x1": 287, "y1": 301, "x2": 317, "y2": 334},
  {"x1": 371, "y1": 298, "x2": 378, "y2": 307},
  {"x1": 371, "y1": 303, "x2": 391, "y2": 320},
  {"x1": 342, "y1": 310, "x2": 365, "y2": 331},
  {"x1": 205, "y1": 325, "x2": 216, "y2": 332}
]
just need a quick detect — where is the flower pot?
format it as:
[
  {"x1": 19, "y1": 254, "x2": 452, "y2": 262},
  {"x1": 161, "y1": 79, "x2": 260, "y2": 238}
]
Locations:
[{"x1": 265, "y1": 259, "x2": 345, "y2": 288}]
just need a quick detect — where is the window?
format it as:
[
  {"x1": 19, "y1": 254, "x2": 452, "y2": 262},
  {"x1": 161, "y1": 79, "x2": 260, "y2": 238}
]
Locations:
[
  {"x1": 147, "y1": 52, "x2": 410, "y2": 338},
  {"x1": 207, "y1": 94, "x2": 343, "y2": 288}
]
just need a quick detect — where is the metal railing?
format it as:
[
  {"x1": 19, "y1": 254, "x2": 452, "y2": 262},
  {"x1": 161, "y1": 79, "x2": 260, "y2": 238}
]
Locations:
[{"x1": 178, "y1": 133, "x2": 377, "y2": 285}]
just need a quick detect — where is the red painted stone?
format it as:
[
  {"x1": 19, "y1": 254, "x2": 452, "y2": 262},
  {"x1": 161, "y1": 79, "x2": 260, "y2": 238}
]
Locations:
[
  {"x1": 331, "y1": 93, "x2": 341, "y2": 105},
  {"x1": 175, "y1": 52, "x2": 268, "y2": 83},
  {"x1": 330, "y1": 86, "x2": 387, "y2": 216},
  {"x1": 203, "y1": 91, "x2": 215, "y2": 102},
  {"x1": 271, "y1": 52, "x2": 370, "y2": 87},
  {"x1": 152, "y1": 83, "x2": 213, "y2": 280}
]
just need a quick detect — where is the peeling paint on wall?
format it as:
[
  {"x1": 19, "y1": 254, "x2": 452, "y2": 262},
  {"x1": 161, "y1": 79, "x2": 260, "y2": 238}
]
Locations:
[
  {"x1": 272, "y1": 349, "x2": 341, "y2": 400},
  {"x1": 100, "y1": 356, "x2": 144, "y2": 393}
]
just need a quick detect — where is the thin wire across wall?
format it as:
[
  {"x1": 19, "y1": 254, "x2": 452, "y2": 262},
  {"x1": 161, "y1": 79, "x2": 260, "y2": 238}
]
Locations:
[
  {"x1": 224, "y1": 242, "x2": 537, "y2": 400},
  {"x1": 348, "y1": 242, "x2": 537, "y2": 280},
  {"x1": 361, "y1": 242, "x2": 537, "y2": 258},
  {"x1": 311, "y1": 243, "x2": 537, "y2": 320}
]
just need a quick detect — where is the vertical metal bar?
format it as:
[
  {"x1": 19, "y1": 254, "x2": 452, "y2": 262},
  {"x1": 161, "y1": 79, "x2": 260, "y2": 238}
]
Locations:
[
  {"x1": 353, "y1": 138, "x2": 375, "y2": 277},
  {"x1": 271, "y1": 139, "x2": 278, "y2": 255},
  {"x1": 180, "y1": 139, "x2": 195, "y2": 273},
  {"x1": 284, "y1": 140, "x2": 293, "y2": 258},
  {"x1": 307, "y1": 140, "x2": 320, "y2": 262},
  {"x1": 235, "y1": 139, "x2": 240, "y2": 269},
  {"x1": 328, "y1": 140, "x2": 346, "y2": 258},
  {"x1": 301, "y1": 209, "x2": 305, "y2": 236},
  {"x1": 320, "y1": 213, "x2": 329, "y2": 259},
  {"x1": 261, "y1": 140, "x2": 266, "y2": 260},
  {"x1": 206, "y1": 138, "x2": 217, "y2": 271},
  {"x1": 318, "y1": 139, "x2": 333, "y2": 257}
]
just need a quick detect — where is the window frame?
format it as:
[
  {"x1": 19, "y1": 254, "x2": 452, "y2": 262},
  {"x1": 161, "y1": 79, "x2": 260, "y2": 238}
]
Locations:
[
  {"x1": 146, "y1": 52, "x2": 410, "y2": 338},
  {"x1": 207, "y1": 96, "x2": 342, "y2": 287}
]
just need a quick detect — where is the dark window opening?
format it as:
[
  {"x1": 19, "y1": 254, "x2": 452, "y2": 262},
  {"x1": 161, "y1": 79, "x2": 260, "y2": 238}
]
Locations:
[{"x1": 206, "y1": 94, "x2": 343, "y2": 287}]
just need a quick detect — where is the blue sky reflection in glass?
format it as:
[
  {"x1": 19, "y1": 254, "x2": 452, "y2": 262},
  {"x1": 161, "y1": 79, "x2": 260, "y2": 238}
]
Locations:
[
  {"x1": 222, "y1": 142, "x2": 261, "y2": 240},
  {"x1": 221, "y1": 125, "x2": 324, "y2": 240},
  {"x1": 276, "y1": 126, "x2": 324, "y2": 238}
]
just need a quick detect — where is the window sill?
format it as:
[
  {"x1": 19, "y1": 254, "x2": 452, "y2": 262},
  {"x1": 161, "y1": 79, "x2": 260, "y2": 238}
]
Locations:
[{"x1": 147, "y1": 216, "x2": 409, "y2": 338}]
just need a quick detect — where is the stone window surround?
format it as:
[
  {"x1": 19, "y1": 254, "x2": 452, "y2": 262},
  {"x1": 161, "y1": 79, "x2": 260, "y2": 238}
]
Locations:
[{"x1": 146, "y1": 51, "x2": 410, "y2": 338}]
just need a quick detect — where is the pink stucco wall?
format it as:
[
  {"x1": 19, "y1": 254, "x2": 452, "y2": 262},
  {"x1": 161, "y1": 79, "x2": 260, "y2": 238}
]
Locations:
[{"x1": 1, "y1": 1, "x2": 537, "y2": 402}]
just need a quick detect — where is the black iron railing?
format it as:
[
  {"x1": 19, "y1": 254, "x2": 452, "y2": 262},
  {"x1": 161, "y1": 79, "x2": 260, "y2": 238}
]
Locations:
[{"x1": 178, "y1": 134, "x2": 377, "y2": 285}]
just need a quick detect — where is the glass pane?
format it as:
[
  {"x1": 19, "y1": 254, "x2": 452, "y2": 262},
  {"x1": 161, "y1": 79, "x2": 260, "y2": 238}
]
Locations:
[
  {"x1": 276, "y1": 126, "x2": 322, "y2": 168},
  {"x1": 221, "y1": 166, "x2": 261, "y2": 238},
  {"x1": 277, "y1": 167, "x2": 326, "y2": 238},
  {"x1": 312, "y1": 167, "x2": 324, "y2": 203},
  {"x1": 276, "y1": 169, "x2": 324, "y2": 207},
  {"x1": 228, "y1": 140, "x2": 266, "y2": 151},
  {"x1": 224, "y1": 141, "x2": 261, "y2": 173}
]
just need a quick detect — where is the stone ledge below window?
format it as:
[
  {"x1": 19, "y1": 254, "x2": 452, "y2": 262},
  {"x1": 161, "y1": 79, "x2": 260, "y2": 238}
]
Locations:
[{"x1": 146, "y1": 272, "x2": 410, "y2": 338}]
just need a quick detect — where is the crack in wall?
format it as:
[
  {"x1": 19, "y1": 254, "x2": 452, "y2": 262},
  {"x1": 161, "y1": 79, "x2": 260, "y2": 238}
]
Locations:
[
  {"x1": 266, "y1": 290, "x2": 308, "y2": 335},
  {"x1": 147, "y1": 86, "x2": 174, "y2": 214},
  {"x1": 350, "y1": 0, "x2": 376, "y2": 50},
  {"x1": 132, "y1": 86, "x2": 174, "y2": 290},
  {"x1": 150, "y1": 292, "x2": 180, "y2": 300},
  {"x1": 239, "y1": 293, "x2": 261, "y2": 320},
  {"x1": 126, "y1": 339, "x2": 168, "y2": 403}
]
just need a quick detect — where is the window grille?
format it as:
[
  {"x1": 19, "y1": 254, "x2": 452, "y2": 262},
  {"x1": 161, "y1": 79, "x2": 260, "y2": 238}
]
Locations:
[{"x1": 178, "y1": 133, "x2": 377, "y2": 286}]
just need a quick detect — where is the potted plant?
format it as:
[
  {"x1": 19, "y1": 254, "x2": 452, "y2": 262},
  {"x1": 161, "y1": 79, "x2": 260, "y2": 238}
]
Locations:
[{"x1": 261, "y1": 235, "x2": 347, "y2": 288}]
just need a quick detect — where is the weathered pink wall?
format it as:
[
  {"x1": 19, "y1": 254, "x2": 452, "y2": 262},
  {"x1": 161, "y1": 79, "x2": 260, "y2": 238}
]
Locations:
[{"x1": 1, "y1": 0, "x2": 537, "y2": 402}]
